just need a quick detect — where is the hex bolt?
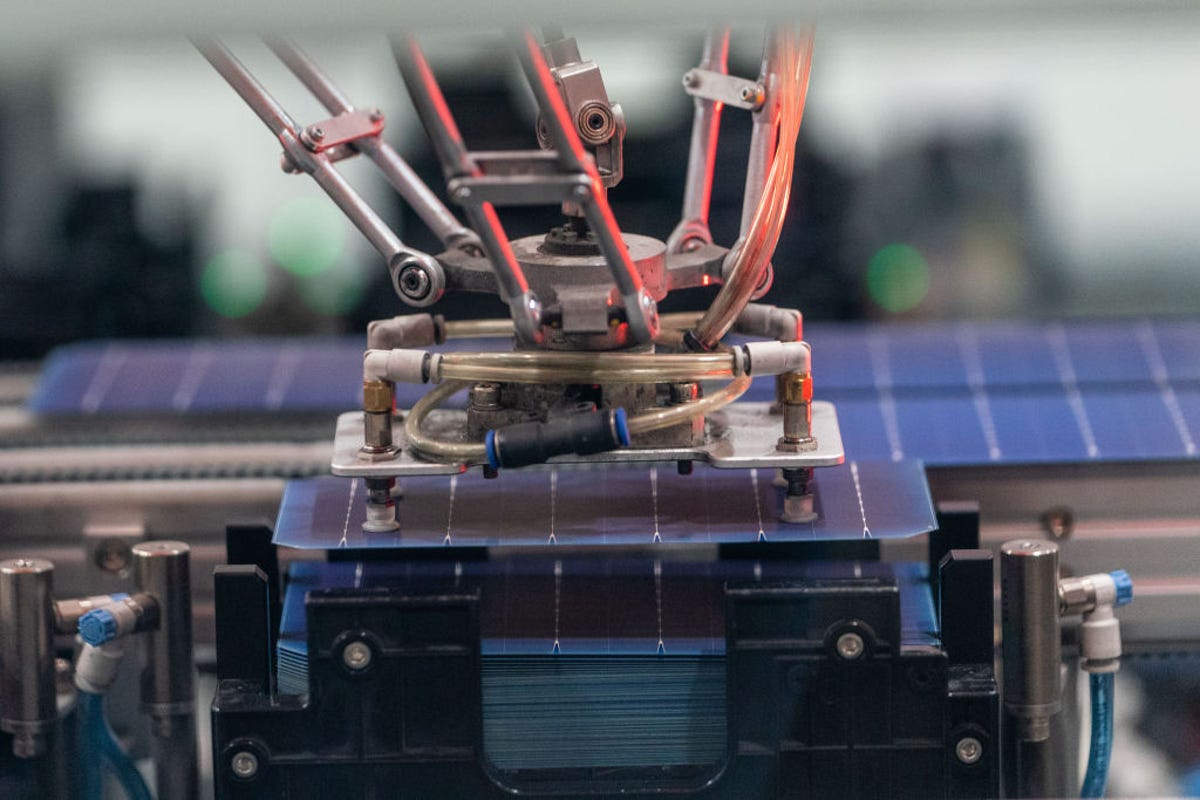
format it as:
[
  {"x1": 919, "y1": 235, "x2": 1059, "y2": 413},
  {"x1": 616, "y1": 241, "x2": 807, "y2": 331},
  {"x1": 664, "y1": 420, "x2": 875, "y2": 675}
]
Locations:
[
  {"x1": 955, "y1": 736, "x2": 983, "y2": 765},
  {"x1": 342, "y1": 640, "x2": 372, "y2": 671},
  {"x1": 469, "y1": 382, "x2": 502, "y2": 410},
  {"x1": 230, "y1": 750, "x2": 259, "y2": 779},
  {"x1": 836, "y1": 631, "x2": 864, "y2": 660}
]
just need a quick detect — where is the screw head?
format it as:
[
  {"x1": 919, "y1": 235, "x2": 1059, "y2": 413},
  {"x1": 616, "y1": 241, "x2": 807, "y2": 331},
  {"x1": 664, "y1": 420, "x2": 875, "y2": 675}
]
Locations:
[
  {"x1": 342, "y1": 640, "x2": 372, "y2": 671},
  {"x1": 230, "y1": 750, "x2": 259, "y2": 779},
  {"x1": 309, "y1": 126, "x2": 325, "y2": 141},
  {"x1": 572, "y1": 184, "x2": 591, "y2": 201},
  {"x1": 955, "y1": 736, "x2": 983, "y2": 765},
  {"x1": 368, "y1": 108, "x2": 384, "y2": 123},
  {"x1": 836, "y1": 631, "x2": 865, "y2": 660},
  {"x1": 452, "y1": 186, "x2": 472, "y2": 201},
  {"x1": 683, "y1": 70, "x2": 699, "y2": 88}
]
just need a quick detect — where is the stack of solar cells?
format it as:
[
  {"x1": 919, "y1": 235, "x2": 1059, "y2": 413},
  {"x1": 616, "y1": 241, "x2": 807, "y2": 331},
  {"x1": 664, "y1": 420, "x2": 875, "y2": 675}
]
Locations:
[{"x1": 277, "y1": 559, "x2": 936, "y2": 772}]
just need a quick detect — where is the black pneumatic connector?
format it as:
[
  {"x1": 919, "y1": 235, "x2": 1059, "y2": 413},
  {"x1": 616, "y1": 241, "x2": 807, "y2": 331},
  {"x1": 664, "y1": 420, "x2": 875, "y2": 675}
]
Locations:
[{"x1": 485, "y1": 408, "x2": 631, "y2": 469}]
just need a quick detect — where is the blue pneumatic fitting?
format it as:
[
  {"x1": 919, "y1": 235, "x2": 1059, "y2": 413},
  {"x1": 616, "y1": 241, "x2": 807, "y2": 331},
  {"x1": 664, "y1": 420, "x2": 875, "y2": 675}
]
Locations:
[
  {"x1": 1110, "y1": 570, "x2": 1133, "y2": 607},
  {"x1": 78, "y1": 608, "x2": 119, "y2": 646},
  {"x1": 485, "y1": 429, "x2": 500, "y2": 470},
  {"x1": 613, "y1": 407, "x2": 630, "y2": 447}
]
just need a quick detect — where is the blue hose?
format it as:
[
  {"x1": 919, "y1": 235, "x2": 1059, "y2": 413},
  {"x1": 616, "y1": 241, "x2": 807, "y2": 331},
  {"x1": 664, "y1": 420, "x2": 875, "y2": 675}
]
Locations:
[
  {"x1": 1081, "y1": 672, "x2": 1115, "y2": 798},
  {"x1": 77, "y1": 691, "x2": 154, "y2": 800}
]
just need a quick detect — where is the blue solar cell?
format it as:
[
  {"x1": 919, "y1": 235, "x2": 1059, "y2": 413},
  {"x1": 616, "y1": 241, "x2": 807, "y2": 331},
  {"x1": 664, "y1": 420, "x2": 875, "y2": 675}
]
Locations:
[
  {"x1": 272, "y1": 460, "x2": 935, "y2": 549},
  {"x1": 185, "y1": 345, "x2": 280, "y2": 411},
  {"x1": 1062, "y1": 322, "x2": 1156, "y2": 386},
  {"x1": 1153, "y1": 321, "x2": 1200, "y2": 383},
  {"x1": 893, "y1": 394, "x2": 993, "y2": 466},
  {"x1": 804, "y1": 326, "x2": 877, "y2": 391},
  {"x1": 823, "y1": 396, "x2": 893, "y2": 461},
  {"x1": 886, "y1": 326, "x2": 973, "y2": 390},
  {"x1": 1082, "y1": 388, "x2": 1193, "y2": 461},
  {"x1": 972, "y1": 323, "x2": 1063, "y2": 386},
  {"x1": 1173, "y1": 388, "x2": 1200, "y2": 456},
  {"x1": 988, "y1": 390, "x2": 1089, "y2": 463}
]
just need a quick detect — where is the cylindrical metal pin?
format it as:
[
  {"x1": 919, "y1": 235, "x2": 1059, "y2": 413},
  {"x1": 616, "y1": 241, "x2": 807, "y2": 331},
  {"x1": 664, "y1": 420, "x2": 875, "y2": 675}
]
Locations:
[
  {"x1": 133, "y1": 541, "x2": 197, "y2": 800},
  {"x1": 0, "y1": 558, "x2": 57, "y2": 758},
  {"x1": 1001, "y1": 539, "x2": 1062, "y2": 743}
]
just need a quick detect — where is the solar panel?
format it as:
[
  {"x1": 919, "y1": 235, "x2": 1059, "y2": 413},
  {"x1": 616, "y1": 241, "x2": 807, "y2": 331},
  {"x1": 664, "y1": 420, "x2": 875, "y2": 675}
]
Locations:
[{"x1": 28, "y1": 318, "x2": 1200, "y2": 466}]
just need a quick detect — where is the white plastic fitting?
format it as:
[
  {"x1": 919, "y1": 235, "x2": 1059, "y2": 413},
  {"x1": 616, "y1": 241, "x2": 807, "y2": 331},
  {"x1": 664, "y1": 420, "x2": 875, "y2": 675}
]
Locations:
[
  {"x1": 735, "y1": 304, "x2": 803, "y2": 342},
  {"x1": 1080, "y1": 604, "x2": 1122, "y2": 674},
  {"x1": 366, "y1": 314, "x2": 439, "y2": 350},
  {"x1": 1060, "y1": 570, "x2": 1132, "y2": 674},
  {"x1": 363, "y1": 349, "x2": 439, "y2": 384},
  {"x1": 74, "y1": 642, "x2": 124, "y2": 695},
  {"x1": 742, "y1": 340, "x2": 811, "y2": 377}
]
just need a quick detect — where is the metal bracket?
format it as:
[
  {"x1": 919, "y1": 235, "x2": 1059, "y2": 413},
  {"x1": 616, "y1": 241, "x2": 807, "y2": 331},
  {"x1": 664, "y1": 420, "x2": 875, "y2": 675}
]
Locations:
[
  {"x1": 300, "y1": 108, "x2": 384, "y2": 152},
  {"x1": 683, "y1": 68, "x2": 764, "y2": 111},
  {"x1": 448, "y1": 173, "x2": 589, "y2": 207}
]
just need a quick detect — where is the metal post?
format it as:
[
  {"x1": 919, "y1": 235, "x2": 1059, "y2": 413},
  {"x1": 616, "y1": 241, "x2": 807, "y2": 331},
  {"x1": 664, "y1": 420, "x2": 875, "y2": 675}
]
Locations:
[
  {"x1": 133, "y1": 541, "x2": 197, "y2": 800},
  {"x1": 1000, "y1": 539, "x2": 1064, "y2": 798},
  {"x1": 0, "y1": 558, "x2": 56, "y2": 758}
]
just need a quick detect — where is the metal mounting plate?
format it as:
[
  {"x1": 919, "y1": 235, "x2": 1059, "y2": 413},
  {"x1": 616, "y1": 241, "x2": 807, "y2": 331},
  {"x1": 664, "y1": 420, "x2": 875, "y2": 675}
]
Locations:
[{"x1": 330, "y1": 400, "x2": 844, "y2": 478}]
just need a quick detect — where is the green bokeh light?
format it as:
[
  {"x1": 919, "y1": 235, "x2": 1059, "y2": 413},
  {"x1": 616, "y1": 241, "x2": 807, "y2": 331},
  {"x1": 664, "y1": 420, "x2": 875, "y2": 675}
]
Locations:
[
  {"x1": 268, "y1": 196, "x2": 346, "y2": 277},
  {"x1": 298, "y1": 262, "x2": 367, "y2": 317},
  {"x1": 867, "y1": 243, "x2": 931, "y2": 313},
  {"x1": 200, "y1": 249, "x2": 268, "y2": 318}
]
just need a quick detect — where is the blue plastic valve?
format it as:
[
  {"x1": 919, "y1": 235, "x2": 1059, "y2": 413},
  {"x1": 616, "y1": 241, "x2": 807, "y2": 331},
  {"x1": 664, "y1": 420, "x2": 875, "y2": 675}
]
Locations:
[
  {"x1": 78, "y1": 608, "x2": 118, "y2": 646},
  {"x1": 1109, "y1": 570, "x2": 1133, "y2": 607}
]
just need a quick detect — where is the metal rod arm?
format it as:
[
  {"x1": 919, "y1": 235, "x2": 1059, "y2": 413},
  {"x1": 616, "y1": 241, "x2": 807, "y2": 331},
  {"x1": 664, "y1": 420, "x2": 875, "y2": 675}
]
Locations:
[
  {"x1": 739, "y1": 33, "x2": 782, "y2": 239},
  {"x1": 515, "y1": 30, "x2": 658, "y2": 344},
  {"x1": 195, "y1": 38, "x2": 446, "y2": 306},
  {"x1": 667, "y1": 27, "x2": 729, "y2": 254},
  {"x1": 393, "y1": 36, "x2": 542, "y2": 343},
  {"x1": 194, "y1": 38, "x2": 300, "y2": 139},
  {"x1": 266, "y1": 38, "x2": 481, "y2": 254}
]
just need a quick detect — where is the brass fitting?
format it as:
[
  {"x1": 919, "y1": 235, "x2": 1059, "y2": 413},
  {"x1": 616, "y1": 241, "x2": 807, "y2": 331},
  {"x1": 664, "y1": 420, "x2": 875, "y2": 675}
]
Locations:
[
  {"x1": 776, "y1": 370, "x2": 816, "y2": 453},
  {"x1": 777, "y1": 371, "x2": 813, "y2": 405},
  {"x1": 360, "y1": 380, "x2": 397, "y2": 461},
  {"x1": 362, "y1": 380, "x2": 394, "y2": 413}
]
